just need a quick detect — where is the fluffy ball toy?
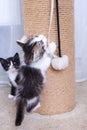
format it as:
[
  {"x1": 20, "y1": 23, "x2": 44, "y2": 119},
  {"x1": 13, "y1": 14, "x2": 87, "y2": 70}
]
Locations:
[{"x1": 51, "y1": 55, "x2": 69, "y2": 70}]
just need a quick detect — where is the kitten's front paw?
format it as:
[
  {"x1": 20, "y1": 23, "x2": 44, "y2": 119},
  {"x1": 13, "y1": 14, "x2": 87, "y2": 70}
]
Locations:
[
  {"x1": 8, "y1": 94, "x2": 15, "y2": 99},
  {"x1": 13, "y1": 96, "x2": 16, "y2": 101},
  {"x1": 48, "y1": 42, "x2": 56, "y2": 55}
]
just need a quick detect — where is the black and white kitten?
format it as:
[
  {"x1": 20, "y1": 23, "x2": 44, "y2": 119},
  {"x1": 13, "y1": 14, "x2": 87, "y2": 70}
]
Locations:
[
  {"x1": 15, "y1": 35, "x2": 56, "y2": 126},
  {"x1": 0, "y1": 53, "x2": 20, "y2": 99}
]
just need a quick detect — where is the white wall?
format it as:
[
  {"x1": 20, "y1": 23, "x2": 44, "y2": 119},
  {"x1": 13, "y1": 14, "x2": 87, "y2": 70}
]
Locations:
[
  {"x1": 75, "y1": 0, "x2": 87, "y2": 82},
  {"x1": 0, "y1": 0, "x2": 24, "y2": 85},
  {"x1": 0, "y1": 0, "x2": 22, "y2": 25}
]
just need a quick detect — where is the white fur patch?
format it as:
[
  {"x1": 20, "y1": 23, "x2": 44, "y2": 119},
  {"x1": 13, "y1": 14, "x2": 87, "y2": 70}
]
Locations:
[
  {"x1": 8, "y1": 94, "x2": 15, "y2": 99},
  {"x1": 31, "y1": 102, "x2": 41, "y2": 112},
  {"x1": 7, "y1": 66, "x2": 18, "y2": 88},
  {"x1": 27, "y1": 97, "x2": 38, "y2": 106},
  {"x1": 30, "y1": 35, "x2": 47, "y2": 49},
  {"x1": 47, "y1": 42, "x2": 56, "y2": 55}
]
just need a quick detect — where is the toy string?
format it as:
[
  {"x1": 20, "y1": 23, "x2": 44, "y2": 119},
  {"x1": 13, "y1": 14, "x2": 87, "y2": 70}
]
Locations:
[{"x1": 56, "y1": 0, "x2": 62, "y2": 57}]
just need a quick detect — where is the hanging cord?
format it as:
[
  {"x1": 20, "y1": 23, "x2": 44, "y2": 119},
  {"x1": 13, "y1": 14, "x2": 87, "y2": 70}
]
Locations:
[
  {"x1": 48, "y1": 0, "x2": 62, "y2": 57},
  {"x1": 48, "y1": 0, "x2": 54, "y2": 45},
  {"x1": 56, "y1": 0, "x2": 62, "y2": 57}
]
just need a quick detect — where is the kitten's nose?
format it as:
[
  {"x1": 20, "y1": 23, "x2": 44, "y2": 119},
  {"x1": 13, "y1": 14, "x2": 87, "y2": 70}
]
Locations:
[{"x1": 12, "y1": 65, "x2": 14, "y2": 68}]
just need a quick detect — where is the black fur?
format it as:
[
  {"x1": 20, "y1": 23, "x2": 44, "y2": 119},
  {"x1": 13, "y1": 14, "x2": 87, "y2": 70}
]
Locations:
[
  {"x1": 15, "y1": 98, "x2": 26, "y2": 126},
  {"x1": 15, "y1": 66, "x2": 44, "y2": 126},
  {"x1": 10, "y1": 83, "x2": 16, "y2": 96},
  {"x1": 17, "y1": 66, "x2": 44, "y2": 98}
]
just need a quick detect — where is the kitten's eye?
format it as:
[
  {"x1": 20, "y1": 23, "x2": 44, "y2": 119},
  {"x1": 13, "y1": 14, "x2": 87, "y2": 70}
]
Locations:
[{"x1": 13, "y1": 62, "x2": 16, "y2": 65}]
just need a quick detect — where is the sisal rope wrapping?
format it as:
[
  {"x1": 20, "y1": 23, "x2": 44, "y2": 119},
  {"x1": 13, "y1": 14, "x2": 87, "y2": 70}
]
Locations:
[{"x1": 22, "y1": 0, "x2": 75, "y2": 115}]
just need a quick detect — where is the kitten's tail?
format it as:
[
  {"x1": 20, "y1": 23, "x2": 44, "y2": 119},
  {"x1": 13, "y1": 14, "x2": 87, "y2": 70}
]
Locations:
[{"x1": 15, "y1": 98, "x2": 26, "y2": 126}]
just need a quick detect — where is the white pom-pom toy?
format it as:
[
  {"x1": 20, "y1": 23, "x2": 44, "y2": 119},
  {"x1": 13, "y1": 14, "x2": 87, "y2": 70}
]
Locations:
[{"x1": 51, "y1": 55, "x2": 69, "y2": 70}]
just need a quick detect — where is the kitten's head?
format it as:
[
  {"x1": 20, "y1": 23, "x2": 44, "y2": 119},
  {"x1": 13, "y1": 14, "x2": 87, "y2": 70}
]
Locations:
[
  {"x1": 17, "y1": 35, "x2": 47, "y2": 65},
  {"x1": 0, "y1": 53, "x2": 20, "y2": 71}
]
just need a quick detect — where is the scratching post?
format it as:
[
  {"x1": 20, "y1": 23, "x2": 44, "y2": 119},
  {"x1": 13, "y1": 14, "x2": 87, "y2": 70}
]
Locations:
[{"x1": 22, "y1": 0, "x2": 75, "y2": 115}]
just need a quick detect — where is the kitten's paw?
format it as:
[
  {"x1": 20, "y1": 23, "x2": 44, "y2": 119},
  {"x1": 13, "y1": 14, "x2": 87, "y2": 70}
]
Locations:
[
  {"x1": 13, "y1": 96, "x2": 16, "y2": 101},
  {"x1": 32, "y1": 102, "x2": 41, "y2": 112},
  {"x1": 48, "y1": 42, "x2": 56, "y2": 55},
  {"x1": 15, "y1": 120, "x2": 22, "y2": 126},
  {"x1": 8, "y1": 94, "x2": 15, "y2": 99}
]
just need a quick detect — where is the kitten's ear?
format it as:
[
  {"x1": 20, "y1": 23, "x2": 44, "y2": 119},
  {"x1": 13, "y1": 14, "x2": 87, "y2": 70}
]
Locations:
[
  {"x1": 16, "y1": 41, "x2": 25, "y2": 48},
  {"x1": 17, "y1": 35, "x2": 28, "y2": 48},
  {"x1": 14, "y1": 53, "x2": 19, "y2": 59},
  {"x1": 0, "y1": 58, "x2": 6, "y2": 64}
]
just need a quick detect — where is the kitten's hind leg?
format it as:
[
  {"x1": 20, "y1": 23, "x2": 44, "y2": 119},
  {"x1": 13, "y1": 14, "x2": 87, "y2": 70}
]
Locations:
[
  {"x1": 15, "y1": 98, "x2": 26, "y2": 126},
  {"x1": 26, "y1": 96, "x2": 40, "y2": 112},
  {"x1": 8, "y1": 85, "x2": 16, "y2": 99}
]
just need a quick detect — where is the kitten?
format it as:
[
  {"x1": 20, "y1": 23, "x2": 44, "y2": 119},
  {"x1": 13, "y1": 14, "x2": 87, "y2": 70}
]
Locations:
[
  {"x1": 15, "y1": 35, "x2": 56, "y2": 126},
  {"x1": 15, "y1": 65, "x2": 44, "y2": 126},
  {"x1": 0, "y1": 53, "x2": 20, "y2": 99}
]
